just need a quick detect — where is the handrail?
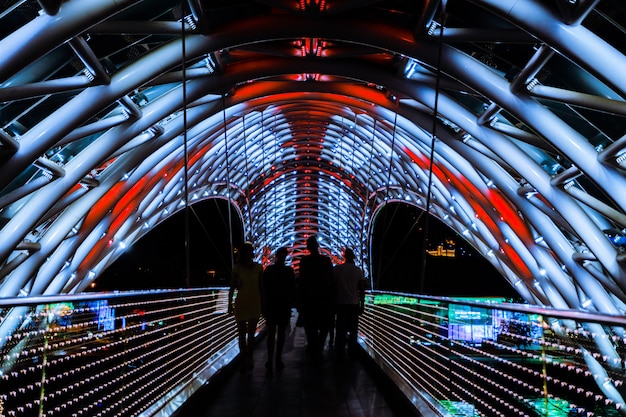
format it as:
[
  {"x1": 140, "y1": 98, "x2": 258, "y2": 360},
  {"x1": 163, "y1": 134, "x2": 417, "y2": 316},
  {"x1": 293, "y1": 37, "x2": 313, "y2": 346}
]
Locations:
[
  {"x1": 0, "y1": 287, "x2": 226, "y2": 308},
  {"x1": 5, "y1": 289, "x2": 624, "y2": 327},
  {"x1": 1, "y1": 289, "x2": 625, "y2": 417},
  {"x1": 373, "y1": 290, "x2": 626, "y2": 326}
]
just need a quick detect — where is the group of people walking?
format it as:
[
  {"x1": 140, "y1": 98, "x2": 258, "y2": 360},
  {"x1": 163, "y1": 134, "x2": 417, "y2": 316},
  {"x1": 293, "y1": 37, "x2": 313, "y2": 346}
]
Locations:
[{"x1": 227, "y1": 235, "x2": 366, "y2": 372}]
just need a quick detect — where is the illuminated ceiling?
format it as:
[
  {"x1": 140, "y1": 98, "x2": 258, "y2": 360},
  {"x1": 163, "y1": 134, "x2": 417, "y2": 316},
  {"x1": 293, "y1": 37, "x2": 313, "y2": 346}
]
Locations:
[{"x1": 1, "y1": 0, "x2": 626, "y2": 317}]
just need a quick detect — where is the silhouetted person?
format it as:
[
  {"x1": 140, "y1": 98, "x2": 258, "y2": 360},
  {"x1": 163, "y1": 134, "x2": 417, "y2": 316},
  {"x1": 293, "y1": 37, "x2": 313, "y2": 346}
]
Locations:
[
  {"x1": 262, "y1": 247, "x2": 296, "y2": 370},
  {"x1": 333, "y1": 247, "x2": 366, "y2": 356},
  {"x1": 298, "y1": 235, "x2": 334, "y2": 355},
  {"x1": 228, "y1": 242, "x2": 263, "y2": 371}
]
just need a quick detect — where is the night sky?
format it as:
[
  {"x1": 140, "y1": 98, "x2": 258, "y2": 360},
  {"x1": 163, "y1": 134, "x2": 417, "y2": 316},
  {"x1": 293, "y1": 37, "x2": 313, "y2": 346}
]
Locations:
[
  {"x1": 96, "y1": 199, "x2": 242, "y2": 291},
  {"x1": 96, "y1": 200, "x2": 519, "y2": 299},
  {"x1": 371, "y1": 204, "x2": 519, "y2": 299}
]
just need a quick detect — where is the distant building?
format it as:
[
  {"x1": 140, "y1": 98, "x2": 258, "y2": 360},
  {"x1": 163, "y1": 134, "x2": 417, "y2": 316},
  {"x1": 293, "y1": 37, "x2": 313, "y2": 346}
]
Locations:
[{"x1": 427, "y1": 239, "x2": 456, "y2": 257}]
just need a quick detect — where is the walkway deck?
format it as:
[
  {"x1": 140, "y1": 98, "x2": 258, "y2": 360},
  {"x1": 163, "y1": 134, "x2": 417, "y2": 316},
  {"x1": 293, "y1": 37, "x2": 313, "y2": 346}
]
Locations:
[{"x1": 174, "y1": 319, "x2": 419, "y2": 417}]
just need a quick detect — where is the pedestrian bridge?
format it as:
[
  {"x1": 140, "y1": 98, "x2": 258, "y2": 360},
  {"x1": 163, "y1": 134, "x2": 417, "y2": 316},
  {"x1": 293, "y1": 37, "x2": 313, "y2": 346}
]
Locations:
[
  {"x1": 2, "y1": 0, "x2": 626, "y2": 415},
  {"x1": 1, "y1": 289, "x2": 624, "y2": 417}
]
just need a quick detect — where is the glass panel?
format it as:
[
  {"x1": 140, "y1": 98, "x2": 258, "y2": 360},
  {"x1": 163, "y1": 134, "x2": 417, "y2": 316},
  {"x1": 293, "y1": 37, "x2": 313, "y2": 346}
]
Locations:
[
  {"x1": 0, "y1": 289, "x2": 241, "y2": 417},
  {"x1": 360, "y1": 292, "x2": 626, "y2": 416}
]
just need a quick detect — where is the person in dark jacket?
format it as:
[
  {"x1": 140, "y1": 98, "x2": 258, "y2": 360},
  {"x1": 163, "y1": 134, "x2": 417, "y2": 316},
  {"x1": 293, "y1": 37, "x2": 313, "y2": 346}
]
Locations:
[
  {"x1": 333, "y1": 247, "x2": 366, "y2": 355},
  {"x1": 262, "y1": 247, "x2": 296, "y2": 370},
  {"x1": 298, "y1": 235, "x2": 334, "y2": 355}
]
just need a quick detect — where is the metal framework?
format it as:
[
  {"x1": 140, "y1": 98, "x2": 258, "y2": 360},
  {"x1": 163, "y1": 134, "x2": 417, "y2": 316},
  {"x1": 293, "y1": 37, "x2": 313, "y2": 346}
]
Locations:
[
  {"x1": 0, "y1": 0, "x2": 625, "y2": 315},
  {"x1": 2, "y1": 0, "x2": 626, "y2": 405}
]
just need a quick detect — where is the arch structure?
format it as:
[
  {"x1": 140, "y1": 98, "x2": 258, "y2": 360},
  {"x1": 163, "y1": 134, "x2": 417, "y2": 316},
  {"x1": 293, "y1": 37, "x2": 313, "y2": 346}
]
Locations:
[{"x1": 0, "y1": 0, "x2": 625, "y2": 314}]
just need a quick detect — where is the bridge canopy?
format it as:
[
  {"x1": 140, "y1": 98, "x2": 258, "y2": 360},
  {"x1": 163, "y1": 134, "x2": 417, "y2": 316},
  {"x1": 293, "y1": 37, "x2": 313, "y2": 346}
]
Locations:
[{"x1": 1, "y1": 0, "x2": 626, "y2": 314}]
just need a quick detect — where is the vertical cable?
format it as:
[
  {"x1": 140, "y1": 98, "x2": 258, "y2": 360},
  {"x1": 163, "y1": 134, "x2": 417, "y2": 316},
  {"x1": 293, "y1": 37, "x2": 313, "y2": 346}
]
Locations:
[
  {"x1": 222, "y1": 94, "x2": 235, "y2": 270},
  {"x1": 343, "y1": 112, "x2": 359, "y2": 264},
  {"x1": 336, "y1": 116, "x2": 345, "y2": 252},
  {"x1": 386, "y1": 98, "x2": 399, "y2": 197},
  {"x1": 419, "y1": 16, "x2": 446, "y2": 293},
  {"x1": 271, "y1": 113, "x2": 278, "y2": 252},
  {"x1": 261, "y1": 109, "x2": 270, "y2": 251},
  {"x1": 241, "y1": 113, "x2": 254, "y2": 252},
  {"x1": 347, "y1": 113, "x2": 358, "y2": 254},
  {"x1": 365, "y1": 119, "x2": 377, "y2": 289},
  {"x1": 373, "y1": 98, "x2": 400, "y2": 291},
  {"x1": 181, "y1": 5, "x2": 191, "y2": 287}
]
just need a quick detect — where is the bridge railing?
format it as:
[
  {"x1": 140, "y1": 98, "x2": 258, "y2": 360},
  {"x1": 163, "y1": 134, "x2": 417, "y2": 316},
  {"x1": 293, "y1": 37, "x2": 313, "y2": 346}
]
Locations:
[
  {"x1": 0, "y1": 288, "x2": 239, "y2": 417},
  {"x1": 359, "y1": 291, "x2": 626, "y2": 417},
  {"x1": 2, "y1": 289, "x2": 625, "y2": 417}
]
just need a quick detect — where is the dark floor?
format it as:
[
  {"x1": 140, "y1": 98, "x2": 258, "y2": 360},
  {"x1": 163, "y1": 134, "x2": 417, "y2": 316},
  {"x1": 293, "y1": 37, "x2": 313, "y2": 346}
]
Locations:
[{"x1": 175, "y1": 318, "x2": 420, "y2": 417}]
